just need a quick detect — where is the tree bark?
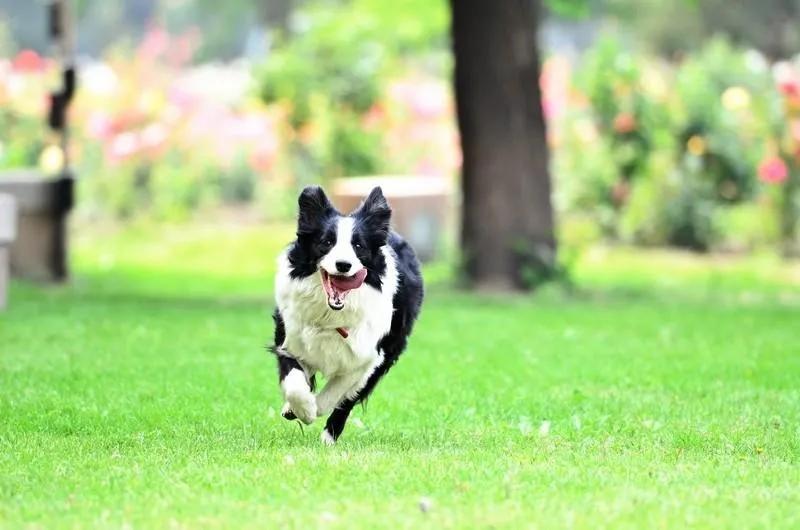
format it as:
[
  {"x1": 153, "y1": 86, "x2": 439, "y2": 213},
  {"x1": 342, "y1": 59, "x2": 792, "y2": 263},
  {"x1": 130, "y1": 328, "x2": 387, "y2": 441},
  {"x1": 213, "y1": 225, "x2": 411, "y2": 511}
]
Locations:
[
  {"x1": 451, "y1": 0, "x2": 556, "y2": 290},
  {"x1": 259, "y1": 0, "x2": 294, "y2": 33}
]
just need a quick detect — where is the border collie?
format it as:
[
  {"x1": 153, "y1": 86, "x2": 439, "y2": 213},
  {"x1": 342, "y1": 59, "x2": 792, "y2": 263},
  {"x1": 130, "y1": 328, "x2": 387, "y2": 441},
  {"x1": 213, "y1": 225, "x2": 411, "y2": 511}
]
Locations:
[{"x1": 270, "y1": 185, "x2": 423, "y2": 444}]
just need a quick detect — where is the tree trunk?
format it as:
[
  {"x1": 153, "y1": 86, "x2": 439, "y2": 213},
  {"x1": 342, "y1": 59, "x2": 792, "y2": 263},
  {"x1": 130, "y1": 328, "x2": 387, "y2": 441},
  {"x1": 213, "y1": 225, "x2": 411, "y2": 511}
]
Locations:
[
  {"x1": 451, "y1": 0, "x2": 556, "y2": 290},
  {"x1": 259, "y1": 0, "x2": 294, "y2": 34}
]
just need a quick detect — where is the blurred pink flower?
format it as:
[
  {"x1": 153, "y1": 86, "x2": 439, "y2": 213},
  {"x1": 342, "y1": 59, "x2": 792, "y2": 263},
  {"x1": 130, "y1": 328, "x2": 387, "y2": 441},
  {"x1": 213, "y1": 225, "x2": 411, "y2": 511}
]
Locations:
[
  {"x1": 415, "y1": 158, "x2": 441, "y2": 177},
  {"x1": 168, "y1": 28, "x2": 201, "y2": 66},
  {"x1": 141, "y1": 122, "x2": 168, "y2": 150},
  {"x1": 168, "y1": 85, "x2": 199, "y2": 111},
  {"x1": 410, "y1": 84, "x2": 447, "y2": 120},
  {"x1": 87, "y1": 112, "x2": 114, "y2": 140},
  {"x1": 390, "y1": 80, "x2": 448, "y2": 120},
  {"x1": 12, "y1": 50, "x2": 45, "y2": 72},
  {"x1": 186, "y1": 104, "x2": 227, "y2": 139},
  {"x1": 758, "y1": 156, "x2": 789, "y2": 184},
  {"x1": 226, "y1": 114, "x2": 270, "y2": 141},
  {"x1": 138, "y1": 25, "x2": 170, "y2": 61},
  {"x1": 108, "y1": 131, "x2": 141, "y2": 163},
  {"x1": 249, "y1": 141, "x2": 278, "y2": 173},
  {"x1": 540, "y1": 57, "x2": 570, "y2": 122}
]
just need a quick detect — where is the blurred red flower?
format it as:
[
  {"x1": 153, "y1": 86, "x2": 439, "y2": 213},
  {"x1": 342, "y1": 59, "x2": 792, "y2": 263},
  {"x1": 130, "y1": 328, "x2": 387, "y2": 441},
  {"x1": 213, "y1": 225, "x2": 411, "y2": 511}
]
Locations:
[{"x1": 758, "y1": 156, "x2": 789, "y2": 184}]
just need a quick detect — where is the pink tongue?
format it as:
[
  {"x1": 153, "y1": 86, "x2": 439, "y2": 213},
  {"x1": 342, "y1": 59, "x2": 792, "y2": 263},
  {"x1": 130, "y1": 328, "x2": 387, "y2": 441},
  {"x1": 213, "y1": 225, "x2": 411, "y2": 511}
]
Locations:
[{"x1": 330, "y1": 268, "x2": 367, "y2": 291}]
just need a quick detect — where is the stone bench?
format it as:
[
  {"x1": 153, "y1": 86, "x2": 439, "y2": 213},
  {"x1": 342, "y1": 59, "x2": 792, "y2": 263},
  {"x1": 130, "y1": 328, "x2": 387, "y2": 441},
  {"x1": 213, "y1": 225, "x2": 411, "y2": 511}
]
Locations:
[
  {"x1": 332, "y1": 176, "x2": 451, "y2": 262},
  {"x1": 0, "y1": 193, "x2": 17, "y2": 310},
  {"x1": 0, "y1": 171, "x2": 73, "y2": 281}
]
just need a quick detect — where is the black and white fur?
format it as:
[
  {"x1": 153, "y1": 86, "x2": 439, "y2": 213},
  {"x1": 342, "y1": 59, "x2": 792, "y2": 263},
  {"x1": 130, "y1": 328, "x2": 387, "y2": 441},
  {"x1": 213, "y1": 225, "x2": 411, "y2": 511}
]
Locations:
[{"x1": 271, "y1": 186, "x2": 423, "y2": 444}]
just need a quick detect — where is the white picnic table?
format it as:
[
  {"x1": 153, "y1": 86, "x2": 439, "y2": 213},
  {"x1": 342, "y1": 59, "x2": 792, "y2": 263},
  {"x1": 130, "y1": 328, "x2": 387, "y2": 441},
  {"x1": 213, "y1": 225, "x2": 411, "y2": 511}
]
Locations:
[{"x1": 0, "y1": 193, "x2": 18, "y2": 310}]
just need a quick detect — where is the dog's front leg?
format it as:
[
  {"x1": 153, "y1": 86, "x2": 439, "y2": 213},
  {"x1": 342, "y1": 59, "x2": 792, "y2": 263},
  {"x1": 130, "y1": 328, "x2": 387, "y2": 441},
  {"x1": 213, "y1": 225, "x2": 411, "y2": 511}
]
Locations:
[{"x1": 277, "y1": 352, "x2": 317, "y2": 425}]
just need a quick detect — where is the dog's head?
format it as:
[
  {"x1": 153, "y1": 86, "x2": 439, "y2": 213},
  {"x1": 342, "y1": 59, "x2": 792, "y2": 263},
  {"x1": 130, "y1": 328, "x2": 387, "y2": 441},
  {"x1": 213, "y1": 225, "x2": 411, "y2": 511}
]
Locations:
[{"x1": 292, "y1": 185, "x2": 391, "y2": 310}]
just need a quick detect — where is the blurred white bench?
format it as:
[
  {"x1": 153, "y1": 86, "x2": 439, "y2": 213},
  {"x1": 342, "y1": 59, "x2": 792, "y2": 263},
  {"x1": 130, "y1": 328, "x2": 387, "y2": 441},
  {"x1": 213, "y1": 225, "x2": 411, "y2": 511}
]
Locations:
[
  {"x1": 332, "y1": 176, "x2": 451, "y2": 262},
  {"x1": 0, "y1": 193, "x2": 17, "y2": 310}
]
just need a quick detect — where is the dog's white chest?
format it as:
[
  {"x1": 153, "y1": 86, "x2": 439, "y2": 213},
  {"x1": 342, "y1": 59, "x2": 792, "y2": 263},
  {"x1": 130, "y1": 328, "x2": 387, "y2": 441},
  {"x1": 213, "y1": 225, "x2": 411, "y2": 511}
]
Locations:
[
  {"x1": 275, "y1": 250, "x2": 398, "y2": 378},
  {"x1": 294, "y1": 324, "x2": 370, "y2": 376}
]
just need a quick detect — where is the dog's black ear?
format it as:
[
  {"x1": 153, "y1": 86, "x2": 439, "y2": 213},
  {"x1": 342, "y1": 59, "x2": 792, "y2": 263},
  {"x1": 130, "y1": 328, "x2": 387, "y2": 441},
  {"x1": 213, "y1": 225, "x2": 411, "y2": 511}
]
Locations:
[
  {"x1": 356, "y1": 186, "x2": 391, "y2": 243},
  {"x1": 297, "y1": 186, "x2": 335, "y2": 236}
]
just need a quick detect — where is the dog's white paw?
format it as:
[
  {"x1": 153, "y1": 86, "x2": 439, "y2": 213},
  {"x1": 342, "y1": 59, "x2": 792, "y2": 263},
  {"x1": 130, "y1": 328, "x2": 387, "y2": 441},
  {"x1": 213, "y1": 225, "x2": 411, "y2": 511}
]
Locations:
[
  {"x1": 281, "y1": 369, "x2": 317, "y2": 425},
  {"x1": 285, "y1": 389, "x2": 317, "y2": 424},
  {"x1": 320, "y1": 430, "x2": 336, "y2": 446}
]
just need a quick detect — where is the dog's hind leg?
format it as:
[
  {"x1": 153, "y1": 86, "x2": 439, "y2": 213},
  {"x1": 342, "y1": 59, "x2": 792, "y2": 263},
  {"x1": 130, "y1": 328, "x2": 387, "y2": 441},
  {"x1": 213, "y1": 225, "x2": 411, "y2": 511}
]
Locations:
[{"x1": 321, "y1": 400, "x2": 355, "y2": 445}]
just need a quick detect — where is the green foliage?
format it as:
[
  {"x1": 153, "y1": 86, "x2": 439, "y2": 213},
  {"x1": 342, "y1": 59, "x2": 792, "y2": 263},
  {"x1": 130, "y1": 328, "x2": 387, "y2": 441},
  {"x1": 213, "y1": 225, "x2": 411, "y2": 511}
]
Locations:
[
  {"x1": 80, "y1": 152, "x2": 258, "y2": 221},
  {"x1": 218, "y1": 156, "x2": 257, "y2": 204},
  {"x1": 545, "y1": 0, "x2": 592, "y2": 19},
  {"x1": 0, "y1": 108, "x2": 44, "y2": 171},
  {"x1": 257, "y1": 14, "x2": 384, "y2": 120},
  {"x1": 257, "y1": 0, "x2": 449, "y2": 116},
  {"x1": 612, "y1": 0, "x2": 800, "y2": 59},
  {"x1": 149, "y1": 155, "x2": 206, "y2": 220},
  {"x1": 674, "y1": 39, "x2": 772, "y2": 203},
  {"x1": 0, "y1": 16, "x2": 14, "y2": 57},
  {"x1": 569, "y1": 35, "x2": 673, "y2": 231},
  {"x1": 255, "y1": 0, "x2": 448, "y2": 180},
  {"x1": 328, "y1": 115, "x2": 382, "y2": 177},
  {"x1": 558, "y1": 35, "x2": 787, "y2": 252}
]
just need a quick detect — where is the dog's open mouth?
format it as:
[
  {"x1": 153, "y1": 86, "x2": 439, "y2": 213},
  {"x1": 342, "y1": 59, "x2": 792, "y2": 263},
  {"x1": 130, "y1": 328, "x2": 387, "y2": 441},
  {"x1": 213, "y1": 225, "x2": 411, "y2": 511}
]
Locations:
[{"x1": 321, "y1": 268, "x2": 368, "y2": 310}]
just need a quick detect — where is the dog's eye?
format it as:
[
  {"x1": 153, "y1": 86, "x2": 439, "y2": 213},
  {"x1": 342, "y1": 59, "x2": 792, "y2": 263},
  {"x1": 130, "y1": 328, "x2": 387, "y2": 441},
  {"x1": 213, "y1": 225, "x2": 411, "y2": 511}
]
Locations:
[
  {"x1": 354, "y1": 242, "x2": 362, "y2": 249},
  {"x1": 323, "y1": 239, "x2": 333, "y2": 247}
]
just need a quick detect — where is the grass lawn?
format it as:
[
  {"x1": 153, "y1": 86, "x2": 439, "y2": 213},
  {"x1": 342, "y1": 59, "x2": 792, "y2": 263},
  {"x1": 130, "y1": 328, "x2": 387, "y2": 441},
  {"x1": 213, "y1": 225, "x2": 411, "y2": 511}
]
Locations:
[{"x1": 2, "y1": 222, "x2": 800, "y2": 529}]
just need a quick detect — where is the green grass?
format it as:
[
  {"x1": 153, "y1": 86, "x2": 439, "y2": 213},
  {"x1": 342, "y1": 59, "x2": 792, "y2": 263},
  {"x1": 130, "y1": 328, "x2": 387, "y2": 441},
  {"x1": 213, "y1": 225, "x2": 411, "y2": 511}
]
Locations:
[{"x1": 2, "y1": 222, "x2": 800, "y2": 529}]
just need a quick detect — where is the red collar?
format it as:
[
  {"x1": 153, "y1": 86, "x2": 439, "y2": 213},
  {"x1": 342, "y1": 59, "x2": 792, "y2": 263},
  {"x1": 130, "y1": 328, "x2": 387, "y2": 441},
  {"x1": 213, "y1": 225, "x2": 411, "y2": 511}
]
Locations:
[{"x1": 336, "y1": 327, "x2": 349, "y2": 339}]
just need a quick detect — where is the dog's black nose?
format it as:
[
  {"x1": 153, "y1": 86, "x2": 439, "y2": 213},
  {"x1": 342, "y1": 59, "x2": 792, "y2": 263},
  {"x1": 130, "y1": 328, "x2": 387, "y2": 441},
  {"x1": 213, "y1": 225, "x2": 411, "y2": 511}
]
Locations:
[{"x1": 335, "y1": 261, "x2": 352, "y2": 273}]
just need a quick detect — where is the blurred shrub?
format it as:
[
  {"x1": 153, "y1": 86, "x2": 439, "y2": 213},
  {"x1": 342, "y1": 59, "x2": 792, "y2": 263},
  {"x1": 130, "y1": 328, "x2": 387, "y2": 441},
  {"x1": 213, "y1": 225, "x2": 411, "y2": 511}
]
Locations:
[
  {"x1": 565, "y1": 35, "x2": 672, "y2": 234},
  {"x1": 2, "y1": 13, "x2": 798, "y2": 256},
  {"x1": 0, "y1": 50, "x2": 49, "y2": 171},
  {"x1": 553, "y1": 35, "x2": 799, "y2": 253},
  {"x1": 255, "y1": 0, "x2": 449, "y2": 180},
  {"x1": 673, "y1": 39, "x2": 773, "y2": 205}
]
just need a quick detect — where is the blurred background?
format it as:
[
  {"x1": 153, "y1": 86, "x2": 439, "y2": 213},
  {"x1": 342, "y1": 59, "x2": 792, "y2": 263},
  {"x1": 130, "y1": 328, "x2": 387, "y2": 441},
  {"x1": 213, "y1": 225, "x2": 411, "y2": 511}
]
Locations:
[
  {"x1": 4, "y1": 4, "x2": 800, "y2": 526},
  {"x1": 1, "y1": 0, "x2": 800, "y2": 295}
]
